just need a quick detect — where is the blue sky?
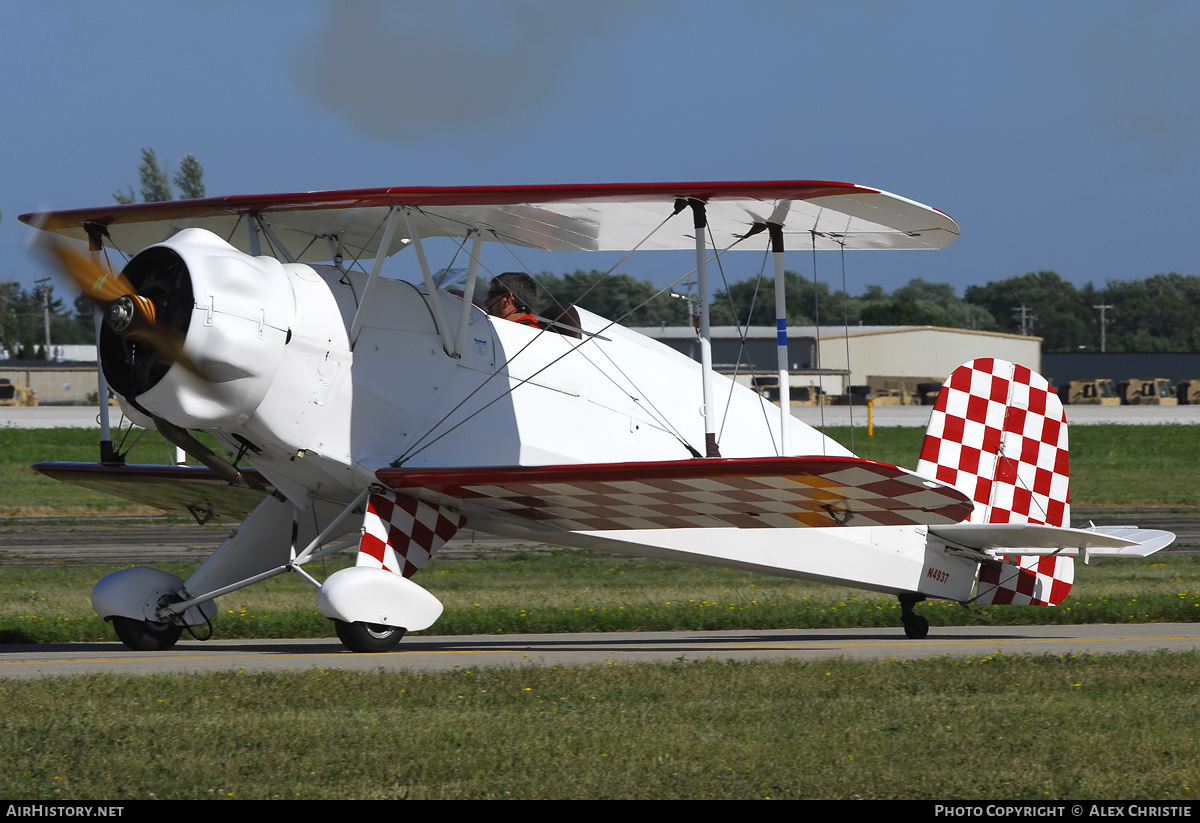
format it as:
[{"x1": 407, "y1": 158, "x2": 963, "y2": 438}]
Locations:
[{"x1": 2, "y1": 0, "x2": 1197, "y2": 299}]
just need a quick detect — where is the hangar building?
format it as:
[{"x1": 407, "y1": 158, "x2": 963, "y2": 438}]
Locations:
[{"x1": 632, "y1": 325, "x2": 1042, "y2": 395}]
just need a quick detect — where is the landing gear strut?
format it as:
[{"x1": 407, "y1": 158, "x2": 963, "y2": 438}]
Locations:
[{"x1": 898, "y1": 593, "x2": 929, "y2": 639}]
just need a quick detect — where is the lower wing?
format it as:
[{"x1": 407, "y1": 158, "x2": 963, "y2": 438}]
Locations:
[
  {"x1": 376, "y1": 456, "x2": 973, "y2": 531},
  {"x1": 31, "y1": 462, "x2": 270, "y2": 524}
]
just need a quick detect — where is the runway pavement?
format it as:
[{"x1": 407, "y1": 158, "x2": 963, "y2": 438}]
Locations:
[
  {"x1": 3, "y1": 624, "x2": 1199, "y2": 679},
  {"x1": 790, "y1": 403, "x2": 1200, "y2": 427},
  {"x1": 0, "y1": 406, "x2": 108, "y2": 428}
]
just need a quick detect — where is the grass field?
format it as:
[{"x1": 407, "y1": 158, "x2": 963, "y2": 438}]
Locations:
[
  {"x1": 827, "y1": 424, "x2": 1200, "y2": 509},
  {"x1": 4, "y1": 427, "x2": 1200, "y2": 799},
  {"x1": 3, "y1": 653, "x2": 1197, "y2": 800},
  {"x1": 0, "y1": 427, "x2": 189, "y2": 517}
]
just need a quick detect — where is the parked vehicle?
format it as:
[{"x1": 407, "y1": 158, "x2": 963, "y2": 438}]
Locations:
[
  {"x1": 0, "y1": 378, "x2": 38, "y2": 406},
  {"x1": 1059, "y1": 379, "x2": 1120, "y2": 406},
  {"x1": 1119, "y1": 378, "x2": 1178, "y2": 405},
  {"x1": 757, "y1": 382, "x2": 824, "y2": 406},
  {"x1": 1177, "y1": 379, "x2": 1200, "y2": 405}
]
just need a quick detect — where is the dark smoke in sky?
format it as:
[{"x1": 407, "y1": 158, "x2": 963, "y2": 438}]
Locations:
[{"x1": 292, "y1": 0, "x2": 641, "y2": 143}]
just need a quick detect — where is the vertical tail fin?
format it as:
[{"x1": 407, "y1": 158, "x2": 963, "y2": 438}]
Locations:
[
  {"x1": 916, "y1": 357, "x2": 1069, "y2": 527},
  {"x1": 916, "y1": 358, "x2": 1073, "y2": 605}
]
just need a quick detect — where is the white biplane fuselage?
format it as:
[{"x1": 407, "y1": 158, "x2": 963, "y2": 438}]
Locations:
[{"x1": 140, "y1": 232, "x2": 941, "y2": 599}]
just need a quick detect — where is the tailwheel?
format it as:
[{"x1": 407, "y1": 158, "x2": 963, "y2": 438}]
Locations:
[
  {"x1": 111, "y1": 616, "x2": 184, "y2": 651},
  {"x1": 333, "y1": 619, "x2": 406, "y2": 653},
  {"x1": 897, "y1": 592, "x2": 929, "y2": 640},
  {"x1": 901, "y1": 612, "x2": 930, "y2": 640}
]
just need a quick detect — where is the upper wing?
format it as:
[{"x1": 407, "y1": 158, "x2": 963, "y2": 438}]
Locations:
[
  {"x1": 21, "y1": 180, "x2": 959, "y2": 263},
  {"x1": 375, "y1": 456, "x2": 972, "y2": 531}
]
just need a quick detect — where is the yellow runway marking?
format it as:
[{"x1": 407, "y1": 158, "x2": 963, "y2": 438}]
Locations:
[{"x1": 6, "y1": 630, "x2": 1199, "y2": 671}]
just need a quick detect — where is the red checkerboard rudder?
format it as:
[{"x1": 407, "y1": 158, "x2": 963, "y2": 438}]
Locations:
[
  {"x1": 917, "y1": 359, "x2": 1074, "y2": 608},
  {"x1": 916, "y1": 358, "x2": 1070, "y2": 528},
  {"x1": 356, "y1": 492, "x2": 466, "y2": 578},
  {"x1": 974, "y1": 555, "x2": 1074, "y2": 607}
]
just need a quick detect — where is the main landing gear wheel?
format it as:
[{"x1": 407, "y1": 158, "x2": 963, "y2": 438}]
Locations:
[
  {"x1": 333, "y1": 620, "x2": 406, "y2": 653},
  {"x1": 897, "y1": 592, "x2": 929, "y2": 640},
  {"x1": 111, "y1": 616, "x2": 184, "y2": 651}
]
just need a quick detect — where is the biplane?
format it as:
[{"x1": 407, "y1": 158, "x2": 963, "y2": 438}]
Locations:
[{"x1": 20, "y1": 181, "x2": 1174, "y2": 652}]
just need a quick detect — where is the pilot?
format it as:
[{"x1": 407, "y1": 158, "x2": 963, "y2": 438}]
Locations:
[{"x1": 486, "y1": 272, "x2": 541, "y2": 328}]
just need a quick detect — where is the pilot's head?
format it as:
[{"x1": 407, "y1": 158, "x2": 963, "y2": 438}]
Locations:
[{"x1": 487, "y1": 272, "x2": 538, "y2": 319}]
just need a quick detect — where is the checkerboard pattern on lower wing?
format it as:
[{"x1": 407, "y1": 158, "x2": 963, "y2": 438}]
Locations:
[
  {"x1": 357, "y1": 492, "x2": 466, "y2": 578},
  {"x1": 380, "y1": 458, "x2": 973, "y2": 531},
  {"x1": 974, "y1": 554, "x2": 1074, "y2": 606},
  {"x1": 916, "y1": 358, "x2": 1070, "y2": 527}
]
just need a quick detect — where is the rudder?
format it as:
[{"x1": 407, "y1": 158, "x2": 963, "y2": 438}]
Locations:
[{"x1": 916, "y1": 358, "x2": 1073, "y2": 605}]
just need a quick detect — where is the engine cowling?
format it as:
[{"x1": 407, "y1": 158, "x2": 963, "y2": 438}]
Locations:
[{"x1": 103, "y1": 229, "x2": 293, "y2": 430}]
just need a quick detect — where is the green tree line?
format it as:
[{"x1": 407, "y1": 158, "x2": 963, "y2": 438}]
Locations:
[
  {"x1": 538, "y1": 268, "x2": 1200, "y2": 353},
  {"x1": 4, "y1": 268, "x2": 1198, "y2": 359},
  {"x1": 0, "y1": 282, "x2": 94, "y2": 358},
  {"x1": 112, "y1": 148, "x2": 205, "y2": 204},
  {"x1": 0, "y1": 149, "x2": 206, "y2": 359}
]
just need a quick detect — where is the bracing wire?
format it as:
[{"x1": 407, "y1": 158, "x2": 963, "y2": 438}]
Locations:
[
  {"x1": 255, "y1": 216, "x2": 280, "y2": 260},
  {"x1": 392, "y1": 207, "x2": 699, "y2": 465},
  {"x1": 393, "y1": 232, "x2": 758, "y2": 466},
  {"x1": 223, "y1": 214, "x2": 244, "y2": 248},
  {"x1": 710, "y1": 227, "x2": 779, "y2": 456},
  {"x1": 113, "y1": 417, "x2": 149, "y2": 459},
  {"x1": 499, "y1": 208, "x2": 682, "y2": 323},
  {"x1": 585, "y1": 344, "x2": 697, "y2": 451},
  {"x1": 295, "y1": 235, "x2": 319, "y2": 262}
]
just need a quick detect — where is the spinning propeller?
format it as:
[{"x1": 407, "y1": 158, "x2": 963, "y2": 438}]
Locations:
[
  {"x1": 42, "y1": 238, "x2": 267, "y2": 490},
  {"x1": 41, "y1": 239, "x2": 204, "y2": 392}
]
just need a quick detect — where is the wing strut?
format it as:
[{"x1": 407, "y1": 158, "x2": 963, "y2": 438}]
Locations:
[
  {"x1": 349, "y1": 207, "x2": 403, "y2": 350},
  {"x1": 767, "y1": 217, "x2": 790, "y2": 455},
  {"x1": 686, "y1": 199, "x2": 720, "y2": 457},
  {"x1": 83, "y1": 222, "x2": 119, "y2": 464},
  {"x1": 452, "y1": 233, "x2": 483, "y2": 359},
  {"x1": 254, "y1": 215, "x2": 297, "y2": 263},
  {"x1": 403, "y1": 208, "x2": 456, "y2": 356},
  {"x1": 246, "y1": 213, "x2": 261, "y2": 256}
]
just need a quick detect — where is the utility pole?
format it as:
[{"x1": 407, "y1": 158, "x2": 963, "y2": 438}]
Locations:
[
  {"x1": 671, "y1": 281, "x2": 699, "y2": 332},
  {"x1": 1012, "y1": 304, "x2": 1036, "y2": 336},
  {"x1": 34, "y1": 276, "x2": 51, "y2": 360},
  {"x1": 1093, "y1": 303, "x2": 1113, "y2": 353}
]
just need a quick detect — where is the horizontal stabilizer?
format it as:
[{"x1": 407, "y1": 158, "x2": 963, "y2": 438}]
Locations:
[
  {"x1": 932, "y1": 522, "x2": 1175, "y2": 563},
  {"x1": 1078, "y1": 526, "x2": 1177, "y2": 559}
]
